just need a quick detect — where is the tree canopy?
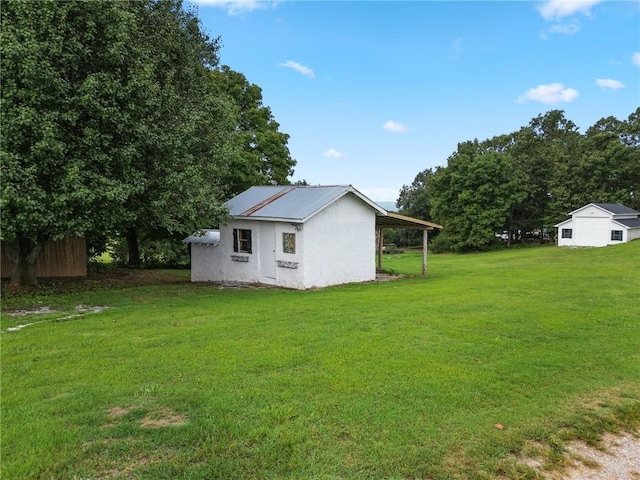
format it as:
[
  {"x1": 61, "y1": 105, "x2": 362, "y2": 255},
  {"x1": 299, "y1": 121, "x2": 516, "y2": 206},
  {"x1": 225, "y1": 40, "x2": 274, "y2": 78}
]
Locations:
[
  {"x1": 397, "y1": 108, "x2": 640, "y2": 252},
  {"x1": 1, "y1": 0, "x2": 295, "y2": 284},
  {"x1": 210, "y1": 66, "x2": 296, "y2": 197}
]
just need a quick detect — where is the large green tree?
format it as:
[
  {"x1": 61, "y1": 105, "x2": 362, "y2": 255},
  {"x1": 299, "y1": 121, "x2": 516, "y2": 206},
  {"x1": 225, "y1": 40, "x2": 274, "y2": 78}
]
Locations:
[
  {"x1": 0, "y1": 0, "x2": 234, "y2": 283},
  {"x1": 114, "y1": 1, "x2": 236, "y2": 266},
  {"x1": 429, "y1": 146, "x2": 525, "y2": 251},
  {"x1": 397, "y1": 168, "x2": 434, "y2": 220},
  {"x1": 510, "y1": 110, "x2": 582, "y2": 233},
  {"x1": 210, "y1": 65, "x2": 296, "y2": 197}
]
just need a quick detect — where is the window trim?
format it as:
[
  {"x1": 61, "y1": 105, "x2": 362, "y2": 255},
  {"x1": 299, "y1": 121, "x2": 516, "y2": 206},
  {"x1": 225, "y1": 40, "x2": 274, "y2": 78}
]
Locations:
[
  {"x1": 561, "y1": 228, "x2": 572, "y2": 239},
  {"x1": 611, "y1": 230, "x2": 623, "y2": 241},
  {"x1": 233, "y1": 228, "x2": 252, "y2": 253}
]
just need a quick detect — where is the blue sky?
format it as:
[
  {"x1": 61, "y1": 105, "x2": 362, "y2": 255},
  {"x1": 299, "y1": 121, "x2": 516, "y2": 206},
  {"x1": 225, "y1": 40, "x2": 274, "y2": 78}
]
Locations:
[{"x1": 190, "y1": 0, "x2": 640, "y2": 202}]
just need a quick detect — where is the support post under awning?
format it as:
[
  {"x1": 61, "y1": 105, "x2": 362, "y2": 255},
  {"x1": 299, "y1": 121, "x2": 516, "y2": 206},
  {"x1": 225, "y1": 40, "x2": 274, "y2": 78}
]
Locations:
[
  {"x1": 422, "y1": 228, "x2": 428, "y2": 276},
  {"x1": 377, "y1": 228, "x2": 384, "y2": 271}
]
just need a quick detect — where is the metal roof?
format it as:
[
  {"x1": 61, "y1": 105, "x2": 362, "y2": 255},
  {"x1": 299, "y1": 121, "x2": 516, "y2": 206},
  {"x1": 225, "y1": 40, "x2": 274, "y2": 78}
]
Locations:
[
  {"x1": 376, "y1": 212, "x2": 443, "y2": 230},
  {"x1": 225, "y1": 185, "x2": 386, "y2": 222},
  {"x1": 182, "y1": 229, "x2": 220, "y2": 245}
]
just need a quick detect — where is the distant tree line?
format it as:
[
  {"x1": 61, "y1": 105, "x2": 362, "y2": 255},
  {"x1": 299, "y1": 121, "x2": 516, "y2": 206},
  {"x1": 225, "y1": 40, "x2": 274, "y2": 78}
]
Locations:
[
  {"x1": 395, "y1": 109, "x2": 640, "y2": 252},
  {"x1": 1, "y1": 0, "x2": 295, "y2": 286}
]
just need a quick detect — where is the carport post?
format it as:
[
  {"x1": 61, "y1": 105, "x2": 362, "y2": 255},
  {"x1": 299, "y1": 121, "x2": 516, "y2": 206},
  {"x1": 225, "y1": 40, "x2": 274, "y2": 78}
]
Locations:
[
  {"x1": 377, "y1": 228, "x2": 384, "y2": 271},
  {"x1": 422, "y1": 229, "x2": 428, "y2": 276}
]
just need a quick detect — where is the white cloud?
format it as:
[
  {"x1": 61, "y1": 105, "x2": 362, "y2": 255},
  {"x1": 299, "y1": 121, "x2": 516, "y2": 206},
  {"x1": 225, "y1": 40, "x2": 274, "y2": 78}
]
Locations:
[
  {"x1": 279, "y1": 60, "x2": 315, "y2": 79},
  {"x1": 596, "y1": 78, "x2": 625, "y2": 89},
  {"x1": 383, "y1": 120, "x2": 408, "y2": 133},
  {"x1": 537, "y1": 0, "x2": 603, "y2": 20},
  {"x1": 545, "y1": 20, "x2": 581, "y2": 36},
  {"x1": 633, "y1": 52, "x2": 640, "y2": 66},
  {"x1": 190, "y1": 0, "x2": 272, "y2": 15},
  {"x1": 323, "y1": 148, "x2": 345, "y2": 159},
  {"x1": 517, "y1": 83, "x2": 580, "y2": 104}
]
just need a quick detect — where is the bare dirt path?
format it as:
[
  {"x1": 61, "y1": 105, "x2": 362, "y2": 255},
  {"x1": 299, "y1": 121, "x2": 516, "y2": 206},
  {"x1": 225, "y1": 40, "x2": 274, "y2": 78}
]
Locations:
[{"x1": 548, "y1": 431, "x2": 640, "y2": 480}]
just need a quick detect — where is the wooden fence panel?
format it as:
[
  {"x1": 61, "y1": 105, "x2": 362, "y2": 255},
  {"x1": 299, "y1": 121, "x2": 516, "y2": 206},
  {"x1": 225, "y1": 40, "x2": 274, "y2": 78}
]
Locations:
[{"x1": 1, "y1": 235, "x2": 87, "y2": 278}]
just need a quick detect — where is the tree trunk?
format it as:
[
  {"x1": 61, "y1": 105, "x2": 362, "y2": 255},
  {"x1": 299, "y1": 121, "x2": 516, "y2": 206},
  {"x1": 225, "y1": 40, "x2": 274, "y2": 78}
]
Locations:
[
  {"x1": 126, "y1": 227, "x2": 141, "y2": 267},
  {"x1": 6, "y1": 236, "x2": 44, "y2": 287}
]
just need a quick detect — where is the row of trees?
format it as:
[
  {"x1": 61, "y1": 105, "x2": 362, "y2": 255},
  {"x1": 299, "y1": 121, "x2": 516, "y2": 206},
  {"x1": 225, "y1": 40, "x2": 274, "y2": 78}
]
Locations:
[
  {"x1": 1, "y1": 0, "x2": 296, "y2": 285},
  {"x1": 396, "y1": 109, "x2": 640, "y2": 252}
]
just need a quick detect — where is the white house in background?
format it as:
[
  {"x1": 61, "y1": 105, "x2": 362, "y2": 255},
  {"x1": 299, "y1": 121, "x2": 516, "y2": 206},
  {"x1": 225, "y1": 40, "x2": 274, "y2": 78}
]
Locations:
[
  {"x1": 555, "y1": 203, "x2": 640, "y2": 247},
  {"x1": 184, "y1": 185, "x2": 389, "y2": 289}
]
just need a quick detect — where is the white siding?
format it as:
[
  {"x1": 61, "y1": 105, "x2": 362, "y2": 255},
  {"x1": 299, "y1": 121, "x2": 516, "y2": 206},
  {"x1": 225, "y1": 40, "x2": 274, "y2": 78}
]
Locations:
[
  {"x1": 217, "y1": 220, "x2": 261, "y2": 283},
  {"x1": 302, "y1": 194, "x2": 376, "y2": 289},
  {"x1": 273, "y1": 223, "x2": 304, "y2": 289},
  {"x1": 628, "y1": 228, "x2": 640, "y2": 242},
  {"x1": 556, "y1": 204, "x2": 640, "y2": 247},
  {"x1": 189, "y1": 193, "x2": 379, "y2": 289},
  {"x1": 575, "y1": 217, "x2": 609, "y2": 247},
  {"x1": 557, "y1": 220, "x2": 575, "y2": 247},
  {"x1": 190, "y1": 243, "x2": 221, "y2": 282}
]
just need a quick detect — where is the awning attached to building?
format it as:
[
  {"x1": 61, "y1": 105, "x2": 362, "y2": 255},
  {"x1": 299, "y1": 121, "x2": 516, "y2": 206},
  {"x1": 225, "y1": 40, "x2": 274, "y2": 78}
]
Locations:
[{"x1": 375, "y1": 212, "x2": 443, "y2": 276}]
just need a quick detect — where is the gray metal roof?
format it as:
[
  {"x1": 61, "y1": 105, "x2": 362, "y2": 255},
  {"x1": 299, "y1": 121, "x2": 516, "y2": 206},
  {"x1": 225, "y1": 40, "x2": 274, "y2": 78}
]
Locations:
[
  {"x1": 225, "y1": 185, "x2": 386, "y2": 222},
  {"x1": 182, "y1": 229, "x2": 220, "y2": 245},
  {"x1": 592, "y1": 203, "x2": 639, "y2": 215}
]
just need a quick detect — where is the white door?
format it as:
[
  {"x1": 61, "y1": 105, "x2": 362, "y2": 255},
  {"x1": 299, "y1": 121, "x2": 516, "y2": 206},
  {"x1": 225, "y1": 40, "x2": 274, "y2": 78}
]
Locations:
[{"x1": 259, "y1": 223, "x2": 277, "y2": 282}]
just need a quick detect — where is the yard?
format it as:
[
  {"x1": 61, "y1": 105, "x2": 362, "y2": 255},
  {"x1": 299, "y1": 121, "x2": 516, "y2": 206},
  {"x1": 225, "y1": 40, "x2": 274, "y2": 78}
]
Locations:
[{"x1": 1, "y1": 243, "x2": 639, "y2": 479}]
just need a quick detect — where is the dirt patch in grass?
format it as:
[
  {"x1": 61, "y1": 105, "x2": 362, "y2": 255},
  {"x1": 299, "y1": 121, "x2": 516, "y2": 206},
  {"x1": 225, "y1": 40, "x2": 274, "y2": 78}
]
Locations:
[
  {"x1": 140, "y1": 409, "x2": 188, "y2": 428},
  {"x1": 3, "y1": 305, "x2": 57, "y2": 316},
  {"x1": 374, "y1": 272, "x2": 405, "y2": 282},
  {"x1": 106, "y1": 405, "x2": 188, "y2": 429},
  {"x1": 514, "y1": 431, "x2": 640, "y2": 480},
  {"x1": 4, "y1": 304, "x2": 109, "y2": 331},
  {"x1": 1, "y1": 268, "x2": 190, "y2": 301},
  {"x1": 558, "y1": 431, "x2": 640, "y2": 480},
  {"x1": 94, "y1": 452, "x2": 171, "y2": 480},
  {"x1": 107, "y1": 406, "x2": 137, "y2": 419}
]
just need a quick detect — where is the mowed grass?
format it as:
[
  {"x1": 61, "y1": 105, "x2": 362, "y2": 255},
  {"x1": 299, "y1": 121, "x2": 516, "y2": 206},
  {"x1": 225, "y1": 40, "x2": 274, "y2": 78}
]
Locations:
[{"x1": 1, "y1": 243, "x2": 639, "y2": 479}]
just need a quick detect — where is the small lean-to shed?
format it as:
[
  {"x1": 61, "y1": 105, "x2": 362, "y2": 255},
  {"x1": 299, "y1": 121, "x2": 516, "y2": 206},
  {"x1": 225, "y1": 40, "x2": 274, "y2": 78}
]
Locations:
[
  {"x1": 555, "y1": 203, "x2": 640, "y2": 247},
  {"x1": 185, "y1": 185, "x2": 442, "y2": 289},
  {"x1": 186, "y1": 185, "x2": 394, "y2": 289}
]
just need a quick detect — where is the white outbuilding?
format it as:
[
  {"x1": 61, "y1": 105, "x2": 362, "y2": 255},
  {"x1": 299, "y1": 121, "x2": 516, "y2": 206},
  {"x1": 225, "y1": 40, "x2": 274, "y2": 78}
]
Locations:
[
  {"x1": 555, "y1": 203, "x2": 640, "y2": 247},
  {"x1": 184, "y1": 185, "x2": 441, "y2": 289}
]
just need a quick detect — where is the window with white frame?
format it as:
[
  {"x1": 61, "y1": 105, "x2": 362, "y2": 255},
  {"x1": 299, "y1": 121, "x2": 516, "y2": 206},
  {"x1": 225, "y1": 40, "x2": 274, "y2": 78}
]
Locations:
[
  {"x1": 233, "y1": 228, "x2": 252, "y2": 253},
  {"x1": 561, "y1": 228, "x2": 572, "y2": 239},
  {"x1": 611, "y1": 230, "x2": 623, "y2": 241}
]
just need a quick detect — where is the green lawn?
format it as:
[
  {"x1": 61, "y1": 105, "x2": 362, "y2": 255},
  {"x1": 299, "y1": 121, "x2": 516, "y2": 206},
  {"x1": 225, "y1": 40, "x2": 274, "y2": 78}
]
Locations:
[{"x1": 2, "y1": 243, "x2": 639, "y2": 479}]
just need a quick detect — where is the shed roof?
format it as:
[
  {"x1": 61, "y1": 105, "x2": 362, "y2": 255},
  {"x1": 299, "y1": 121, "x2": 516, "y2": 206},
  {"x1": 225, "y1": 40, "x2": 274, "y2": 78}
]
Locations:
[
  {"x1": 376, "y1": 211, "x2": 442, "y2": 230},
  {"x1": 226, "y1": 185, "x2": 386, "y2": 222},
  {"x1": 182, "y1": 229, "x2": 220, "y2": 245},
  {"x1": 225, "y1": 185, "x2": 443, "y2": 231}
]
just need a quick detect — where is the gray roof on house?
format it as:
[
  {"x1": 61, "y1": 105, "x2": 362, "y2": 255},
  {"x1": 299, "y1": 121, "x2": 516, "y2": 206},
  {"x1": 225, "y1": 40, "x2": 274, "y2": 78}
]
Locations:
[
  {"x1": 615, "y1": 218, "x2": 640, "y2": 229},
  {"x1": 225, "y1": 185, "x2": 387, "y2": 222},
  {"x1": 182, "y1": 229, "x2": 220, "y2": 245},
  {"x1": 592, "y1": 203, "x2": 639, "y2": 215}
]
